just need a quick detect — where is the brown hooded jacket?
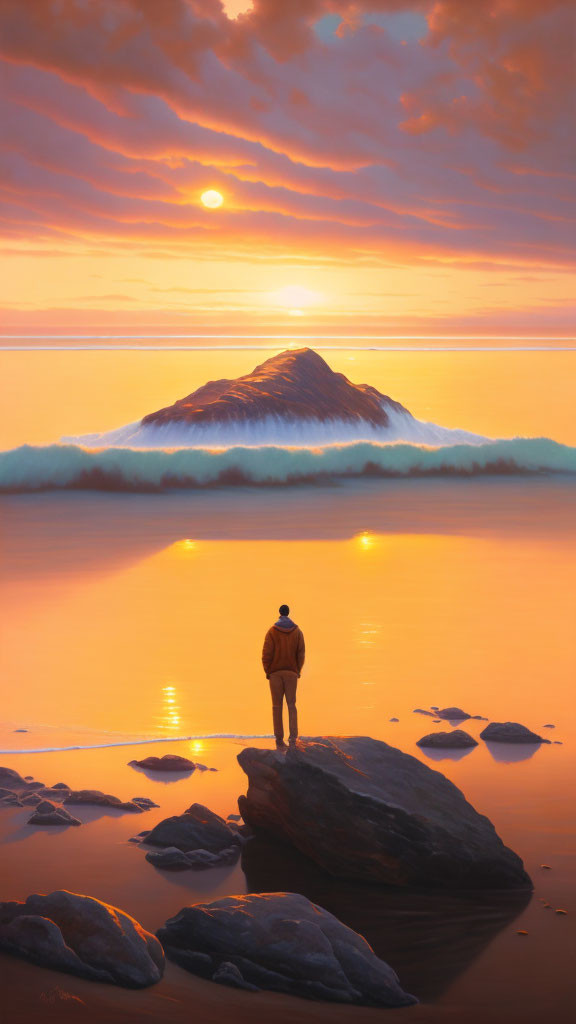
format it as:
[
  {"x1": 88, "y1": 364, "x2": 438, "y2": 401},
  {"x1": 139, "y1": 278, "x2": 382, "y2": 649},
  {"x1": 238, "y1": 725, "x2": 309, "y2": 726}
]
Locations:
[{"x1": 262, "y1": 616, "x2": 305, "y2": 678}]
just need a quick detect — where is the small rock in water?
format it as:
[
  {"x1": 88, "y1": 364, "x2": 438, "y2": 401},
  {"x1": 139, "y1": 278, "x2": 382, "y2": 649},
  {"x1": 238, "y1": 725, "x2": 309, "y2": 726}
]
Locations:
[
  {"x1": 417, "y1": 730, "x2": 478, "y2": 749},
  {"x1": 430, "y1": 706, "x2": 439, "y2": 710},
  {"x1": 144, "y1": 803, "x2": 241, "y2": 855},
  {"x1": 145, "y1": 845, "x2": 240, "y2": 871},
  {"x1": 436, "y1": 707, "x2": 472, "y2": 721},
  {"x1": 542, "y1": 724, "x2": 555, "y2": 729},
  {"x1": 540, "y1": 864, "x2": 552, "y2": 870},
  {"x1": 28, "y1": 801, "x2": 81, "y2": 827},
  {"x1": 128, "y1": 754, "x2": 215, "y2": 773},
  {"x1": 13, "y1": 729, "x2": 28, "y2": 733},
  {"x1": 516, "y1": 930, "x2": 529, "y2": 936},
  {"x1": 543, "y1": 904, "x2": 551, "y2": 909},
  {"x1": 555, "y1": 909, "x2": 568, "y2": 915},
  {"x1": 480, "y1": 722, "x2": 550, "y2": 744},
  {"x1": 64, "y1": 790, "x2": 147, "y2": 813},
  {"x1": 554, "y1": 741, "x2": 563, "y2": 745},
  {"x1": 413, "y1": 709, "x2": 435, "y2": 717},
  {"x1": 0, "y1": 793, "x2": 23, "y2": 807},
  {"x1": 432, "y1": 719, "x2": 442, "y2": 723},
  {"x1": 389, "y1": 717, "x2": 399, "y2": 722}
]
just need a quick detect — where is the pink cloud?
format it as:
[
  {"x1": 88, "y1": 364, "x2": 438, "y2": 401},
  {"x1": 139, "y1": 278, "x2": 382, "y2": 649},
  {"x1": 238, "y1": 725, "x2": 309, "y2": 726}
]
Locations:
[{"x1": 0, "y1": 0, "x2": 573, "y2": 283}]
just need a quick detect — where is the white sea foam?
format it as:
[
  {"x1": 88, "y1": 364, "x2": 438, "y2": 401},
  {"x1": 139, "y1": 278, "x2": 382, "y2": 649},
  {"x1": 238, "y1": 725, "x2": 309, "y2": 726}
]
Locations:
[
  {"x1": 0, "y1": 733, "x2": 275, "y2": 754},
  {"x1": 0, "y1": 437, "x2": 574, "y2": 493},
  {"x1": 63, "y1": 409, "x2": 486, "y2": 449}
]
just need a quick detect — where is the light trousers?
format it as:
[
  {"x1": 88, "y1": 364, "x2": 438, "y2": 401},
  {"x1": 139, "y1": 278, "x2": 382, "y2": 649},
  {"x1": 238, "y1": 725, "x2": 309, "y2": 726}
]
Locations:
[{"x1": 269, "y1": 670, "x2": 298, "y2": 742}]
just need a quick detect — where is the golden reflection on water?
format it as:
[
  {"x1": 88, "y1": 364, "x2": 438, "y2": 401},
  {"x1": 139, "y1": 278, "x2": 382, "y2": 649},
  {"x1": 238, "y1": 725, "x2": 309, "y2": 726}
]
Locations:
[{"x1": 160, "y1": 684, "x2": 182, "y2": 731}]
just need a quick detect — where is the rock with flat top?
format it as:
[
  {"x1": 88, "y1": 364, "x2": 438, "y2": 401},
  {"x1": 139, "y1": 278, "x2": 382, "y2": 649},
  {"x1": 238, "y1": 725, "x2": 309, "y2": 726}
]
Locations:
[
  {"x1": 144, "y1": 803, "x2": 240, "y2": 855},
  {"x1": 0, "y1": 890, "x2": 164, "y2": 987},
  {"x1": 417, "y1": 730, "x2": 478, "y2": 749},
  {"x1": 480, "y1": 723, "x2": 550, "y2": 744},
  {"x1": 238, "y1": 737, "x2": 531, "y2": 890},
  {"x1": 158, "y1": 892, "x2": 416, "y2": 1007},
  {"x1": 129, "y1": 754, "x2": 215, "y2": 772}
]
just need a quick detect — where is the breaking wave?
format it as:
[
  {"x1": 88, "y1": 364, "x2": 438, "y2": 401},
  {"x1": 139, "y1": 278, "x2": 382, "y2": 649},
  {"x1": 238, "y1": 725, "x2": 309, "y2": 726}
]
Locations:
[
  {"x1": 63, "y1": 409, "x2": 485, "y2": 448},
  {"x1": 1, "y1": 438, "x2": 575, "y2": 493}
]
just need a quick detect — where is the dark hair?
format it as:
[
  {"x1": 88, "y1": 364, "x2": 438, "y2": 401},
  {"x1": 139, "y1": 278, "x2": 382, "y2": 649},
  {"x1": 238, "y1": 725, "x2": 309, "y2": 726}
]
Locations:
[{"x1": 279, "y1": 604, "x2": 290, "y2": 616}]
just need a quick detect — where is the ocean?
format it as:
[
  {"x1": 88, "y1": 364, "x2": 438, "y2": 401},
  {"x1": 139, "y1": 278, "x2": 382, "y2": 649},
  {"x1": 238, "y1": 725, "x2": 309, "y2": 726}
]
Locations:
[{"x1": 0, "y1": 345, "x2": 575, "y2": 1022}]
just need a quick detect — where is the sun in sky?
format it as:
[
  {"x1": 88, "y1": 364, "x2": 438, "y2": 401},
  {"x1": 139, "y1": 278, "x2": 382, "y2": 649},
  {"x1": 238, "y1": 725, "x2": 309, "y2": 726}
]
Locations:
[
  {"x1": 201, "y1": 190, "x2": 224, "y2": 209},
  {"x1": 272, "y1": 284, "x2": 323, "y2": 316}
]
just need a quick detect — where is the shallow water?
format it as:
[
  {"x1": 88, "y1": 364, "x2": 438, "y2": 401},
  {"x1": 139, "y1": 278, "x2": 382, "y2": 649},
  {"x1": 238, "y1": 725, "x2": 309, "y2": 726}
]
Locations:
[
  {"x1": 1, "y1": 346, "x2": 575, "y2": 1020},
  {"x1": 1, "y1": 479, "x2": 575, "y2": 1021}
]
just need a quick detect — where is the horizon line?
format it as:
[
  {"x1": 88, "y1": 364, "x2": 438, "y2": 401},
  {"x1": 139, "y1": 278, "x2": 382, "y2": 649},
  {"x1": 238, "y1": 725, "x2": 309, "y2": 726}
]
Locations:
[{"x1": 0, "y1": 341, "x2": 575, "y2": 353}]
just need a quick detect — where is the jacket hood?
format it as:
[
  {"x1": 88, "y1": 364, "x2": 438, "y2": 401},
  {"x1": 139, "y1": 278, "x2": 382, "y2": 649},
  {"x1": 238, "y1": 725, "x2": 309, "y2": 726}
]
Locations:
[{"x1": 273, "y1": 615, "x2": 298, "y2": 632}]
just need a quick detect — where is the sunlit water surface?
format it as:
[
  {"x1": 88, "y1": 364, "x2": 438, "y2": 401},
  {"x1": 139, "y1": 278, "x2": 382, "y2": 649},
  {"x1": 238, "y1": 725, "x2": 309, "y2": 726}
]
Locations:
[{"x1": 0, "y1": 348, "x2": 575, "y2": 1022}]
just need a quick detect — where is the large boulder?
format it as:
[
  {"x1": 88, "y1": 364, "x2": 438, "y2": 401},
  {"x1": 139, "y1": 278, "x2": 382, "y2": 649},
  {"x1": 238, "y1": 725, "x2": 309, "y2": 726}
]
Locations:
[
  {"x1": 480, "y1": 722, "x2": 550, "y2": 744},
  {"x1": 0, "y1": 890, "x2": 164, "y2": 987},
  {"x1": 157, "y1": 892, "x2": 416, "y2": 1007},
  {"x1": 144, "y1": 802, "x2": 240, "y2": 854},
  {"x1": 417, "y1": 730, "x2": 478, "y2": 749},
  {"x1": 238, "y1": 738, "x2": 531, "y2": 890}
]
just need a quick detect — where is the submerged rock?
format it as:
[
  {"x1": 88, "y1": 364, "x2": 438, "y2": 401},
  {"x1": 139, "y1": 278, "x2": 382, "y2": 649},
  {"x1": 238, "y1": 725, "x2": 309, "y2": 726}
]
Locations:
[
  {"x1": 238, "y1": 737, "x2": 531, "y2": 890},
  {"x1": 144, "y1": 803, "x2": 240, "y2": 855},
  {"x1": 480, "y1": 722, "x2": 551, "y2": 744},
  {"x1": 413, "y1": 709, "x2": 435, "y2": 717},
  {"x1": 0, "y1": 890, "x2": 164, "y2": 987},
  {"x1": 417, "y1": 730, "x2": 478, "y2": 749},
  {"x1": 145, "y1": 845, "x2": 240, "y2": 871},
  {"x1": 27, "y1": 801, "x2": 81, "y2": 827},
  {"x1": 158, "y1": 892, "x2": 416, "y2": 1007}
]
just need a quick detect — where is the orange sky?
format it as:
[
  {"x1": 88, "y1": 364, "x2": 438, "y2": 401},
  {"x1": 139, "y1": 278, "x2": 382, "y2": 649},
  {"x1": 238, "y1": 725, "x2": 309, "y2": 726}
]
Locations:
[{"x1": 0, "y1": 1, "x2": 574, "y2": 339}]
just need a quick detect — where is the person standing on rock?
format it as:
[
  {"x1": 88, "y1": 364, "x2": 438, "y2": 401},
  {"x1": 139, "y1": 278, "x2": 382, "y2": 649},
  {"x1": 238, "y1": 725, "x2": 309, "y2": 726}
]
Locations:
[{"x1": 262, "y1": 604, "x2": 305, "y2": 749}]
